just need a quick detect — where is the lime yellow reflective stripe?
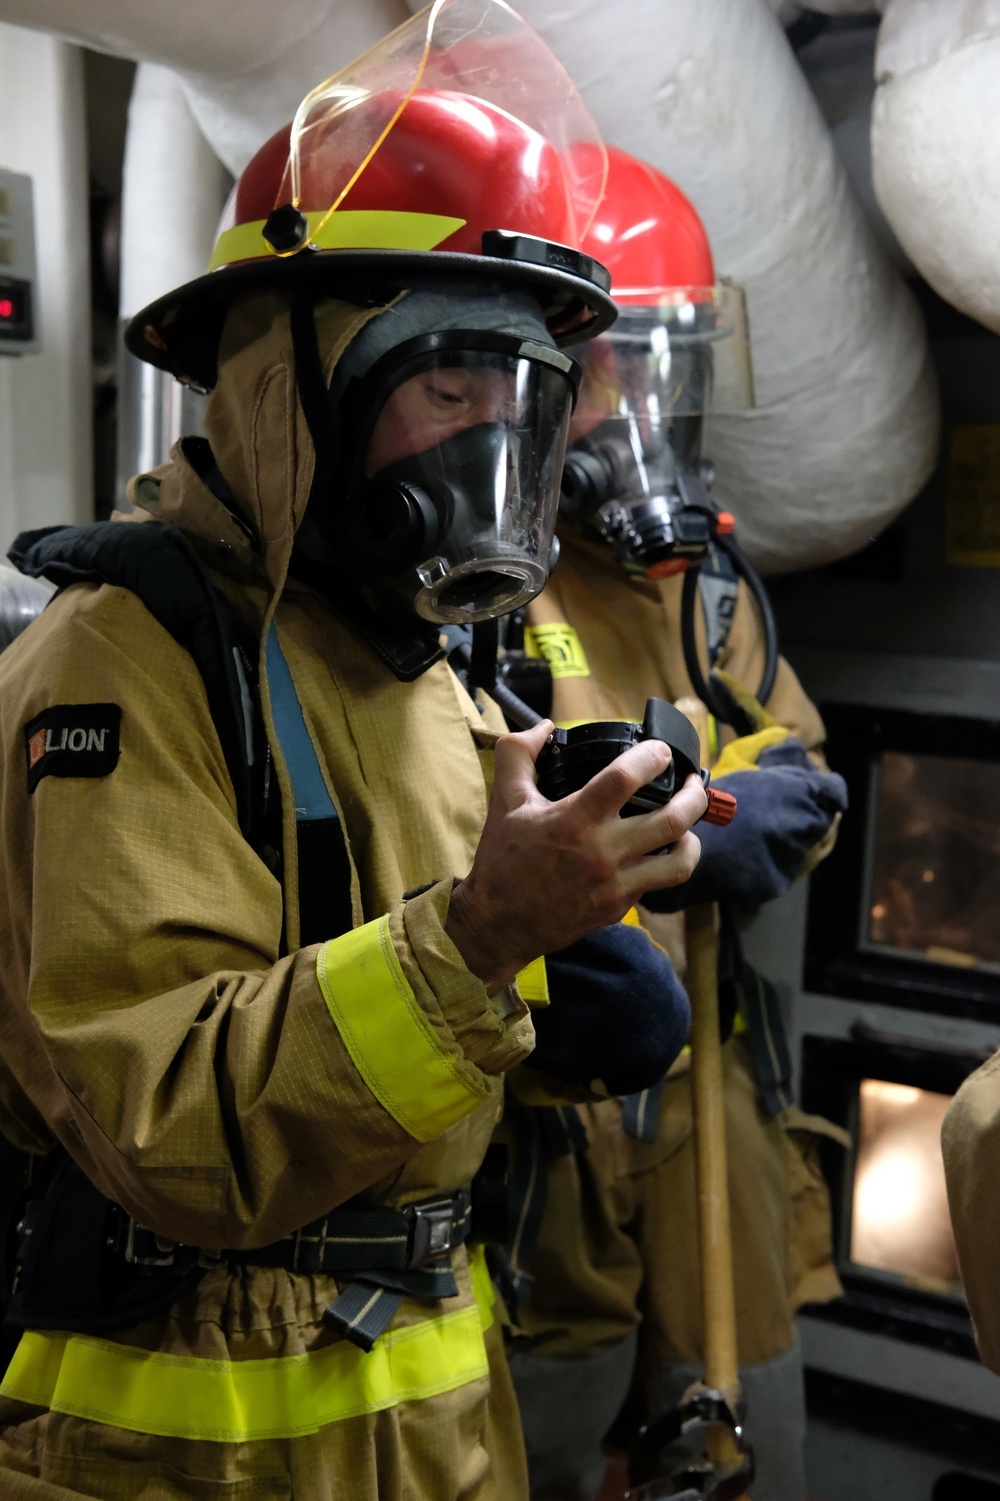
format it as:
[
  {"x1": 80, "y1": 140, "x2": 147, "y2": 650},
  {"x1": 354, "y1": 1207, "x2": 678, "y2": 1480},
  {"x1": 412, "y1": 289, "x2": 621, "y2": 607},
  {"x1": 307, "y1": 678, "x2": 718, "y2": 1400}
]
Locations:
[
  {"x1": 209, "y1": 209, "x2": 467, "y2": 271},
  {"x1": 0, "y1": 1295, "x2": 489, "y2": 1443},
  {"x1": 469, "y1": 1243, "x2": 495, "y2": 1330},
  {"x1": 516, "y1": 956, "x2": 549, "y2": 1006},
  {"x1": 523, "y1": 623, "x2": 590, "y2": 679},
  {"x1": 317, "y1": 916, "x2": 484, "y2": 1142},
  {"x1": 706, "y1": 713, "x2": 720, "y2": 763}
]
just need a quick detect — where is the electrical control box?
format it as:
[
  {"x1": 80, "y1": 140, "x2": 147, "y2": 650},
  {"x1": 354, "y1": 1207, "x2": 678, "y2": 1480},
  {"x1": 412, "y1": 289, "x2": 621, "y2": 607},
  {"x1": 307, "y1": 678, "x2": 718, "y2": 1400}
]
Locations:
[{"x1": 0, "y1": 167, "x2": 38, "y2": 355}]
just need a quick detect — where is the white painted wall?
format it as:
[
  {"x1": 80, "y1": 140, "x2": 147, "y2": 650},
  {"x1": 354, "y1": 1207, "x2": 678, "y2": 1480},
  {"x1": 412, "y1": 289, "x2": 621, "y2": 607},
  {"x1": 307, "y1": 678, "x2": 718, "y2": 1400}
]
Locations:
[{"x1": 0, "y1": 23, "x2": 91, "y2": 556}]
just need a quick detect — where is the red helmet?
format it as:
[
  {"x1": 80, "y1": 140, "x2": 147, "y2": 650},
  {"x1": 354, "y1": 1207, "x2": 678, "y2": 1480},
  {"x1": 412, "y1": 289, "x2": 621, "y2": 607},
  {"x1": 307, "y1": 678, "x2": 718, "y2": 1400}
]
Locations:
[
  {"x1": 581, "y1": 146, "x2": 714, "y2": 304},
  {"x1": 126, "y1": 1, "x2": 614, "y2": 389}
]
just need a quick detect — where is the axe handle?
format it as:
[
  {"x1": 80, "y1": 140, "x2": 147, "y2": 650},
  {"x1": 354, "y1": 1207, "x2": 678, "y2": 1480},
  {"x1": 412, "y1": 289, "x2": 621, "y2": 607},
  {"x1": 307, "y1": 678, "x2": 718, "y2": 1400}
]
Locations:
[{"x1": 686, "y1": 903, "x2": 744, "y2": 1474}]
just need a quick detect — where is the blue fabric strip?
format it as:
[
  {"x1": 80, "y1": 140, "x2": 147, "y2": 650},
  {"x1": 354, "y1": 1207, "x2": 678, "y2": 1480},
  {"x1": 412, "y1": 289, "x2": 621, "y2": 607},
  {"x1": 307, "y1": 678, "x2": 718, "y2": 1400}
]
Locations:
[
  {"x1": 265, "y1": 623, "x2": 337, "y2": 822},
  {"x1": 621, "y1": 1078, "x2": 666, "y2": 1143}
]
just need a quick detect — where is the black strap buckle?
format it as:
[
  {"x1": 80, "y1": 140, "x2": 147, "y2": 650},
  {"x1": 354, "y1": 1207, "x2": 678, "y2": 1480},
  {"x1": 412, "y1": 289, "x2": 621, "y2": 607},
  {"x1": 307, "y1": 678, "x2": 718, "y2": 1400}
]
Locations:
[
  {"x1": 408, "y1": 1196, "x2": 463, "y2": 1265},
  {"x1": 123, "y1": 1219, "x2": 180, "y2": 1268}
]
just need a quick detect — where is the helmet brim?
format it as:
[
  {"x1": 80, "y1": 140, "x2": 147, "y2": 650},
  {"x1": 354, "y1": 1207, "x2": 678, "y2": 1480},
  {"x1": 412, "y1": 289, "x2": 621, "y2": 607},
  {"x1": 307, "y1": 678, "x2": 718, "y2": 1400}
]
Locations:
[{"x1": 124, "y1": 247, "x2": 617, "y2": 391}]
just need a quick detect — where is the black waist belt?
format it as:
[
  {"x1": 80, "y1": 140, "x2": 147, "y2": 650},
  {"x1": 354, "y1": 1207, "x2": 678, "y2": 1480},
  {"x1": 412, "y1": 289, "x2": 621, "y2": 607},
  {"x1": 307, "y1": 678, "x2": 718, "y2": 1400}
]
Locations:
[
  {"x1": 112, "y1": 1189, "x2": 472, "y2": 1278},
  {"x1": 7, "y1": 1153, "x2": 474, "y2": 1355},
  {"x1": 113, "y1": 1189, "x2": 473, "y2": 1353}
]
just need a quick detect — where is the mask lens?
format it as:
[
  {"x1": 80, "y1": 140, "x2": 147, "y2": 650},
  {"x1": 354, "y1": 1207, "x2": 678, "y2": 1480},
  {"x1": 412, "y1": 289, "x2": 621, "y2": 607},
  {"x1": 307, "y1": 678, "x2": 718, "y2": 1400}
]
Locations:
[{"x1": 357, "y1": 338, "x2": 575, "y2": 624}]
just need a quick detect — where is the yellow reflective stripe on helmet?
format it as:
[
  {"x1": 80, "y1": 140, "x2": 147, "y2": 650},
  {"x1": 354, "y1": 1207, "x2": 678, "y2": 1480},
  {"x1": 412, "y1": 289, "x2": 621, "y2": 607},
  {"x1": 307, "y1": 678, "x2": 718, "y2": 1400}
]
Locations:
[
  {"x1": 209, "y1": 209, "x2": 467, "y2": 270},
  {"x1": 516, "y1": 956, "x2": 549, "y2": 1006},
  {"x1": 0, "y1": 1294, "x2": 489, "y2": 1443},
  {"x1": 316, "y1": 916, "x2": 485, "y2": 1143}
]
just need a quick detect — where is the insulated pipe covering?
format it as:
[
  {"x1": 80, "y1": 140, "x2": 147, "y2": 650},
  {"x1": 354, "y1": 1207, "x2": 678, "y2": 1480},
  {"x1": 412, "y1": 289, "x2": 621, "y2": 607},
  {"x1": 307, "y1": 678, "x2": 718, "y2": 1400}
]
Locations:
[
  {"x1": 120, "y1": 64, "x2": 229, "y2": 318},
  {"x1": 0, "y1": 564, "x2": 53, "y2": 652},
  {"x1": 873, "y1": 0, "x2": 1000, "y2": 334},
  {"x1": 513, "y1": 0, "x2": 938, "y2": 572},
  {"x1": 0, "y1": 0, "x2": 406, "y2": 175},
  {"x1": 116, "y1": 65, "x2": 229, "y2": 500},
  {"x1": 0, "y1": 0, "x2": 938, "y2": 570}
]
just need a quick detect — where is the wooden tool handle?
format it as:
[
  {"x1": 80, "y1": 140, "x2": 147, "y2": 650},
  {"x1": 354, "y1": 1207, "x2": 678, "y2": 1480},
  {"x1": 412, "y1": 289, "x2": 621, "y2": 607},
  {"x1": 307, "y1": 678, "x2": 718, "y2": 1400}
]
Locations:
[{"x1": 685, "y1": 903, "x2": 745, "y2": 1476}]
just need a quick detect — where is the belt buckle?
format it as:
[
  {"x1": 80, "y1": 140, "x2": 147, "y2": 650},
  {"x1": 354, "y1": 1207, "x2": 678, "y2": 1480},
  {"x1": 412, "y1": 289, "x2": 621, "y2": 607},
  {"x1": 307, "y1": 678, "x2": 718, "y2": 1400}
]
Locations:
[
  {"x1": 123, "y1": 1218, "x2": 178, "y2": 1268},
  {"x1": 409, "y1": 1197, "x2": 456, "y2": 1265}
]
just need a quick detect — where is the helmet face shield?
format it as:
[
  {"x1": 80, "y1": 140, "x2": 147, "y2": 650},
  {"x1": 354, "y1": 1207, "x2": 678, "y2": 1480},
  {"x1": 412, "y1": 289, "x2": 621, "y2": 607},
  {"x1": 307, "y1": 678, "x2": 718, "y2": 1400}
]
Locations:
[
  {"x1": 282, "y1": 0, "x2": 607, "y2": 248},
  {"x1": 561, "y1": 295, "x2": 752, "y2": 575},
  {"x1": 344, "y1": 332, "x2": 579, "y2": 623}
]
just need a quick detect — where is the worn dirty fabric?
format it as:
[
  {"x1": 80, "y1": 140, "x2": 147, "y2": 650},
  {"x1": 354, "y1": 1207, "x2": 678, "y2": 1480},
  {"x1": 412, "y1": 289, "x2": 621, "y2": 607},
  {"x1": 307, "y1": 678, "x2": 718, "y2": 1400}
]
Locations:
[
  {"x1": 506, "y1": 1331, "x2": 638, "y2": 1501},
  {"x1": 651, "y1": 1335, "x2": 808, "y2": 1501},
  {"x1": 0, "y1": 291, "x2": 533, "y2": 1498}
]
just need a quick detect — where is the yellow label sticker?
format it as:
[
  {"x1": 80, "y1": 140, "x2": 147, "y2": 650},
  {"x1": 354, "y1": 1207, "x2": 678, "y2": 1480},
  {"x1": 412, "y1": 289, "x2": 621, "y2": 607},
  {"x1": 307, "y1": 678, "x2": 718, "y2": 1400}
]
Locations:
[
  {"x1": 946, "y1": 425, "x2": 1000, "y2": 567},
  {"x1": 523, "y1": 623, "x2": 590, "y2": 679}
]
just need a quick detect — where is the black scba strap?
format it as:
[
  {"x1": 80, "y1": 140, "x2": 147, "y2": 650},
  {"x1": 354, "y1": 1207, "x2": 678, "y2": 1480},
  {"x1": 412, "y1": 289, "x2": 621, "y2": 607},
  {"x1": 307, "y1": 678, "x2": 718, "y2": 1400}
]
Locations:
[
  {"x1": 6, "y1": 1152, "x2": 474, "y2": 1354},
  {"x1": 491, "y1": 1102, "x2": 587, "y2": 1321}
]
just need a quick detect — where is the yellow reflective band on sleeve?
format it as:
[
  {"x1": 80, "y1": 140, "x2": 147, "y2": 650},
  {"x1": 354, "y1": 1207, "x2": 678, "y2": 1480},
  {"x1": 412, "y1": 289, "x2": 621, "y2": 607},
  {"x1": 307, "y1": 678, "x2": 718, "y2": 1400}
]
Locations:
[
  {"x1": 523, "y1": 623, "x2": 590, "y2": 679},
  {"x1": 621, "y1": 907, "x2": 642, "y2": 929},
  {"x1": 516, "y1": 956, "x2": 549, "y2": 1006},
  {"x1": 209, "y1": 209, "x2": 467, "y2": 270},
  {"x1": 316, "y1": 916, "x2": 485, "y2": 1143},
  {"x1": 0, "y1": 1299, "x2": 489, "y2": 1443}
]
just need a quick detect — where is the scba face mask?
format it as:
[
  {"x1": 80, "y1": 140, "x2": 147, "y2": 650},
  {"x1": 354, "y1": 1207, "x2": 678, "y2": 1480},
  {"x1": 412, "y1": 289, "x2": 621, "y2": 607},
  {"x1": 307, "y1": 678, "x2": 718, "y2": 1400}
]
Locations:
[
  {"x1": 336, "y1": 329, "x2": 580, "y2": 624},
  {"x1": 560, "y1": 301, "x2": 749, "y2": 578}
]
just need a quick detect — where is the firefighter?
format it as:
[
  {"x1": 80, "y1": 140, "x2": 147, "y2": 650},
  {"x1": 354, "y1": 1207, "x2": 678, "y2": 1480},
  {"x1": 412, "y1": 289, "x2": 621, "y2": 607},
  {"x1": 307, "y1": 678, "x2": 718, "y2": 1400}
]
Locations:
[
  {"x1": 0, "y1": 15, "x2": 706, "y2": 1498},
  {"x1": 943, "y1": 1053, "x2": 1000, "y2": 1374},
  {"x1": 502, "y1": 147, "x2": 849, "y2": 1501}
]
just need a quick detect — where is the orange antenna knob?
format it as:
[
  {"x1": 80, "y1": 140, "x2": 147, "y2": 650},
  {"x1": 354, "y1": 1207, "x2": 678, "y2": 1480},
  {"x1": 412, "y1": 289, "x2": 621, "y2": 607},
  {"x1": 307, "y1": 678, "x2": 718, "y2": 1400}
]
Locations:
[{"x1": 703, "y1": 788, "x2": 737, "y2": 826}]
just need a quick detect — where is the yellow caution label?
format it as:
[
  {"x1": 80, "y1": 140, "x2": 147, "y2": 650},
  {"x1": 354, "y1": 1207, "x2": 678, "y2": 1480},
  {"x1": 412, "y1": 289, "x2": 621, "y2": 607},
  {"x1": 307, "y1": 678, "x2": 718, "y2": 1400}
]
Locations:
[
  {"x1": 946, "y1": 425, "x2": 1000, "y2": 566},
  {"x1": 523, "y1": 623, "x2": 590, "y2": 679}
]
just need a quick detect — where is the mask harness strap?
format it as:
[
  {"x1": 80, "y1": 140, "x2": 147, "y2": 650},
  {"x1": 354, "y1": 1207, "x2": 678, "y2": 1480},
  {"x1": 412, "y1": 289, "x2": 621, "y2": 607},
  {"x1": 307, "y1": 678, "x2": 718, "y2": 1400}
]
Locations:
[{"x1": 680, "y1": 533, "x2": 779, "y2": 735}]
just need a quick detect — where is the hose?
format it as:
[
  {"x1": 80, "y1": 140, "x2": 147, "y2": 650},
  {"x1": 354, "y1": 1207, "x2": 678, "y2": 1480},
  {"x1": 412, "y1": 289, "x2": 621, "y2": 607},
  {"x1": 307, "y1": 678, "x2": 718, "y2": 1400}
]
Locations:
[{"x1": 448, "y1": 641, "x2": 543, "y2": 731}]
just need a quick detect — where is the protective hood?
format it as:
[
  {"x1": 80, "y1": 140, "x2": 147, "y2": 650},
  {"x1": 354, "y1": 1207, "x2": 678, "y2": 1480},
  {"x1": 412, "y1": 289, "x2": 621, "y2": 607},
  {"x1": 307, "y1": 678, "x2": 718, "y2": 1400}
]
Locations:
[
  {"x1": 130, "y1": 288, "x2": 385, "y2": 597},
  {"x1": 129, "y1": 285, "x2": 573, "y2": 674},
  {"x1": 291, "y1": 281, "x2": 578, "y2": 626}
]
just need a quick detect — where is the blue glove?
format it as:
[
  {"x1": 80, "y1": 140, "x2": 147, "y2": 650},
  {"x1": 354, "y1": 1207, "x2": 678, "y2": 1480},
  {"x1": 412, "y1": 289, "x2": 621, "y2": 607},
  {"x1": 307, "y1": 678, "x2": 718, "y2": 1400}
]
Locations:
[
  {"x1": 643, "y1": 738, "x2": 848, "y2": 913},
  {"x1": 524, "y1": 921, "x2": 691, "y2": 1094}
]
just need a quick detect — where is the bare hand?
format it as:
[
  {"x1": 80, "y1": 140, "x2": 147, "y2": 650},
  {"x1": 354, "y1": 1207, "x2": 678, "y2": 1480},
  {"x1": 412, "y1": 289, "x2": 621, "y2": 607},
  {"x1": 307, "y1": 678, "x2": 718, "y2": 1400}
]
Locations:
[{"x1": 446, "y1": 720, "x2": 706, "y2": 992}]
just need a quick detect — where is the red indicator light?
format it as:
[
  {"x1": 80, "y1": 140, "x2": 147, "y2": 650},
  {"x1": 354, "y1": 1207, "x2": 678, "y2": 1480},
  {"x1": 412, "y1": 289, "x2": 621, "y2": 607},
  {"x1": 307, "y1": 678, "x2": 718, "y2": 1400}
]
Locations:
[{"x1": 0, "y1": 299, "x2": 13, "y2": 320}]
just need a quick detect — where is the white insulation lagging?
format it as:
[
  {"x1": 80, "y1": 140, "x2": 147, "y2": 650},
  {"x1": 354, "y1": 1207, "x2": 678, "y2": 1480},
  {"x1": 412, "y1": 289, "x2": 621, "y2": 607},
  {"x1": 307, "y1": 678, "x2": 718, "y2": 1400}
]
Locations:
[
  {"x1": 0, "y1": 0, "x2": 409, "y2": 176},
  {"x1": 0, "y1": 0, "x2": 937, "y2": 570},
  {"x1": 513, "y1": 0, "x2": 939, "y2": 574},
  {"x1": 120, "y1": 64, "x2": 230, "y2": 318},
  {"x1": 873, "y1": 0, "x2": 1000, "y2": 336}
]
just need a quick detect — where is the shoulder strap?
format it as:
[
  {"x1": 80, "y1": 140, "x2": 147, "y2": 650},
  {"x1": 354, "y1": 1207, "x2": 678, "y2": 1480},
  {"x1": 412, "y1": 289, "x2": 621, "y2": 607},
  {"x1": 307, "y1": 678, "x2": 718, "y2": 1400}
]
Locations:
[
  {"x1": 9, "y1": 521, "x2": 256, "y2": 840},
  {"x1": 265, "y1": 625, "x2": 354, "y2": 945}
]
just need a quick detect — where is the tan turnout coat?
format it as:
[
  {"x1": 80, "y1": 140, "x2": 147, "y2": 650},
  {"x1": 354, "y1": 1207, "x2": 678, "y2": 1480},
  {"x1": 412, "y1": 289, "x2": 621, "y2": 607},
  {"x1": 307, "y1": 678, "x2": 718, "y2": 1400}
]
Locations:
[
  {"x1": 512, "y1": 528, "x2": 844, "y2": 1373},
  {"x1": 0, "y1": 293, "x2": 532, "y2": 1500}
]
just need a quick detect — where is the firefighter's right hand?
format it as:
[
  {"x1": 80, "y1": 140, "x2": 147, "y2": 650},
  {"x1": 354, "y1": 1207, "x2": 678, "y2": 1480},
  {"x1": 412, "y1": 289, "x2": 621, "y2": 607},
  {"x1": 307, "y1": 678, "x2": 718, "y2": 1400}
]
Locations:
[{"x1": 445, "y1": 719, "x2": 706, "y2": 994}]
